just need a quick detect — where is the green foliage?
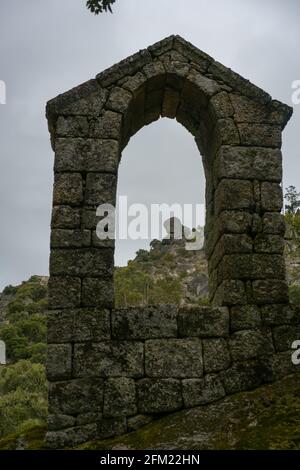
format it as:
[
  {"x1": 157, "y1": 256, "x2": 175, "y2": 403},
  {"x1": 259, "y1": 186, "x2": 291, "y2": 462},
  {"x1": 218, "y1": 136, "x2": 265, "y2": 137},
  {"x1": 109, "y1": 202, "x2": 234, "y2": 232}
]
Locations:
[
  {"x1": 0, "y1": 277, "x2": 47, "y2": 364},
  {"x1": 0, "y1": 361, "x2": 47, "y2": 438},
  {"x1": 0, "y1": 315, "x2": 46, "y2": 363},
  {"x1": 114, "y1": 262, "x2": 183, "y2": 308},
  {"x1": 285, "y1": 212, "x2": 300, "y2": 238},
  {"x1": 86, "y1": 0, "x2": 116, "y2": 14},
  {"x1": 163, "y1": 253, "x2": 175, "y2": 263},
  {"x1": 284, "y1": 185, "x2": 300, "y2": 214},
  {"x1": 197, "y1": 297, "x2": 210, "y2": 306},
  {"x1": 2, "y1": 285, "x2": 17, "y2": 296}
]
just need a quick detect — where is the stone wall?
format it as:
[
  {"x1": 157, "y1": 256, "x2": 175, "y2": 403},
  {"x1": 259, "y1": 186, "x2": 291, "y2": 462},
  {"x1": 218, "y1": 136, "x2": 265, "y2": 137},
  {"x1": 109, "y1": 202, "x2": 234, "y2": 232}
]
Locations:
[
  {"x1": 46, "y1": 304, "x2": 300, "y2": 448},
  {"x1": 45, "y1": 35, "x2": 298, "y2": 448}
]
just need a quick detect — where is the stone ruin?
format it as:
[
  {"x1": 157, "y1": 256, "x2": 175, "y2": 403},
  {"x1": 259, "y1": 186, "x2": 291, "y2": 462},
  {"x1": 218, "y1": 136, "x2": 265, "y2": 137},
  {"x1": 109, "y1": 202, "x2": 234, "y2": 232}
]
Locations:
[{"x1": 45, "y1": 35, "x2": 300, "y2": 448}]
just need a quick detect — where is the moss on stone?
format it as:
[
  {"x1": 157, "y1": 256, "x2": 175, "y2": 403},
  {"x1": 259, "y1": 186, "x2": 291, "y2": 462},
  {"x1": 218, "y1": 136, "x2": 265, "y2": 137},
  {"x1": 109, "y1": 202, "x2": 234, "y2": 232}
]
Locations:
[
  {"x1": 78, "y1": 374, "x2": 300, "y2": 450},
  {"x1": 1, "y1": 374, "x2": 299, "y2": 450}
]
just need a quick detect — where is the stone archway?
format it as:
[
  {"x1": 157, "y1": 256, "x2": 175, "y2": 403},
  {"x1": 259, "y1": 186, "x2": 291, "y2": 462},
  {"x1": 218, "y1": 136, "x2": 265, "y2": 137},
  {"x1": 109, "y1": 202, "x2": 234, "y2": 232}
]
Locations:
[{"x1": 45, "y1": 36, "x2": 299, "y2": 448}]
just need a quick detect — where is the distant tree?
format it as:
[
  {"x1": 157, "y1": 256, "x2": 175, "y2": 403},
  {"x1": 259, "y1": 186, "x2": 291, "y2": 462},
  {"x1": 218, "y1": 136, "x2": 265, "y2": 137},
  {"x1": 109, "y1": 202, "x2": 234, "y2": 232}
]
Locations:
[
  {"x1": 284, "y1": 186, "x2": 300, "y2": 214},
  {"x1": 86, "y1": 0, "x2": 116, "y2": 14}
]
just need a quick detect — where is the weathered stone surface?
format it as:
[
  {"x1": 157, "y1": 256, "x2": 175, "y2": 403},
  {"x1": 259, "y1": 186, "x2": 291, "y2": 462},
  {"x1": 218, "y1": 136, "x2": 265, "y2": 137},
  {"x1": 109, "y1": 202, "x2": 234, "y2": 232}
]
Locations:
[
  {"x1": 144, "y1": 88, "x2": 163, "y2": 124},
  {"x1": 209, "y1": 92, "x2": 234, "y2": 119},
  {"x1": 178, "y1": 307, "x2": 229, "y2": 338},
  {"x1": 182, "y1": 374, "x2": 225, "y2": 407},
  {"x1": 55, "y1": 138, "x2": 119, "y2": 173},
  {"x1": 47, "y1": 79, "x2": 106, "y2": 118},
  {"x1": 91, "y1": 111, "x2": 122, "y2": 139},
  {"x1": 221, "y1": 359, "x2": 272, "y2": 394},
  {"x1": 48, "y1": 378, "x2": 104, "y2": 415},
  {"x1": 237, "y1": 123, "x2": 281, "y2": 148},
  {"x1": 51, "y1": 205, "x2": 81, "y2": 229},
  {"x1": 251, "y1": 280, "x2": 289, "y2": 304},
  {"x1": 45, "y1": 424, "x2": 97, "y2": 449},
  {"x1": 148, "y1": 35, "x2": 174, "y2": 57},
  {"x1": 213, "y1": 118, "x2": 240, "y2": 147},
  {"x1": 85, "y1": 173, "x2": 117, "y2": 206},
  {"x1": 107, "y1": 86, "x2": 132, "y2": 113},
  {"x1": 53, "y1": 173, "x2": 83, "y2": 206},
  {"x1": 112, "y1": 305, "x2": 177, "y2": 340},
  {"x1": 262, "y1": 212, "x2": 285, "y2": 235},
  {"x1": 203, "y1": 338, "x2": 231, "y2": 373},
  {"x1": 261, "y1": 182, "x2": 283, "y2": 212},
  {"x1": 218, "y1": 254, "x2": 286, "y2": 281},
  {"x1": 164, "y1": 61, "x2": 190, "y2": 90},
  {"x1": 145, "y1": 339, "x2": 203, "y2": 378},
  {"x1": 130, "y1": 86, "x2": 146, "y2": 135},
  {"x1": 121, "y1": 72, "x2": 146, "y2": 95},
  {"x1": 97, "y1": 418, "x2": 127, "y2": 440},
  {"x1": 47, "y1": 310, "x2": 73, "y2": 343},
  {"x1": 230, "y1": 93, "x2": 286, "y2": 124},
  {"x1": 48, "y1": 276, "x2": 81, "y2": 309},
  {"x1": 216, "y1": 146, "x2": 282, "y2": 182},
  {"x1": 212, "y1": 280, "x2": 247, "y2": 306},
  {"x1": 96, "y1": 48, "x2": 151, "y2": 87},
  {"x1": 50, "y1": 248, "x2": 114, "y2": 277},
  {"x1": 187, "y1": 68, "x2": 220, "y2": 98},
  {"x1": 82, "y1": 277, "x2": 114, "y2": 308},
  {"x1": 73, "y1": 341, "x2": 144, "y2": 378},
  {"x1": 47, "y1": 344, "x2": 72, "y2": 380},
  {"x1": 137, "y1": 379, "x2": 182, "y2": 414},
  {"x1": 56, "y1": 116, "x2": 89, "y2": 137},
  {"x1": 92, "y1": 230, "x2": 115, "y2": 249},
  {"x1": 60, "y1": 89, "x2": 107, "y2": 118},
  {"x1": 218, "y1": 211, "x2": 253, "y2": 235},
  {"x1": 261, "y1": 304, "x2": 300, "y2": 326},
  {"x1": 48, "y1": 414, "x2": 76, "y2": 432},
  {"x1": 81, "y1": 208, "x2": 100, "y2": 230},
  {"x1": 209, "y1": 234, "x2": 253, "y2": 270},
  {"x1": 161, "y1": 88, "x2": 180, "y2": 118},
  {"x1": 51, "y1": 229, "x2": 91, "y2": 248},
  {"x1": 254, "y1": 234, "x2": 284, "y2": 254},
  {"x1": 229, "y1": 329, "x2": 274, "y2": 361},
  {"x1": 215, "y1": 179, "x2": 254, "y2": 214},
  {"x1": 143, "y1": 60, "x2": 165, "y2": 86},
  {"x1": 273, "y1": 325, "x2": 300, "y2": 352},
  {"x1": 176, "y1": 103, "x2": 200, "y2": 134},
  {"x1": 173, "y1": 35, "x2": 213, "y2": 71},
  {"x1": 47, "y1": 308, "x2": 110, "y2": 343},
  {"x1": 103, "y1": 378, "x2": 137, "y2": 417},
  {"x1": 230, "y1": 305, "x2": 262, "y2": 332},
  {"x1": 267, "y1": 351, "x2": 300, "y2": 380},
  {"x1": 126, "y1": 416, "x2": 153, "y2": 434},
  {"x1": 76, "y1": 412, "x2": 102, "y2": 426},
  {"x1": 73, "y1": 309, "x2": 111, "y2": 342}
]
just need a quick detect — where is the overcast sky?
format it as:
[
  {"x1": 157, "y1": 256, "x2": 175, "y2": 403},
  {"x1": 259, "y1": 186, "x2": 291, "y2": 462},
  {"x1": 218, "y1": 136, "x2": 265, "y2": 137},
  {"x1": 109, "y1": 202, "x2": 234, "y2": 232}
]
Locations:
[{"x1": 0, "y1": 0, "x2": 299, "y2": 290}]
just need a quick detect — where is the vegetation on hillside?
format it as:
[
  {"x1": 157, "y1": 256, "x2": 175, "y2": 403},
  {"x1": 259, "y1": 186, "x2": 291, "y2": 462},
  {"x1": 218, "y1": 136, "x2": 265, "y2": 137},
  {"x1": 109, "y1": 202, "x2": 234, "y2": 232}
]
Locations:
[
  {"x1": 284, "y1": 187, "x2": 300, "y2": 304},
  {"x1": 0, "y1": 361, "x2": 47, "y2": 439},
  {"x1": 0, "y1": 276, "x2": 47, "y2": 364}
]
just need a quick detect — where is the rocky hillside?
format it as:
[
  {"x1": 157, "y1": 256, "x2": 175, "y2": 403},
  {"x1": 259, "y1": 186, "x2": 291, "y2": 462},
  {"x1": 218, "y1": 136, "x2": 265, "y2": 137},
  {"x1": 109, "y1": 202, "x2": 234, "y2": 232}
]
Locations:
[{"x1": 115, "y1": 227, "x2": 209, "y2": 308}]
